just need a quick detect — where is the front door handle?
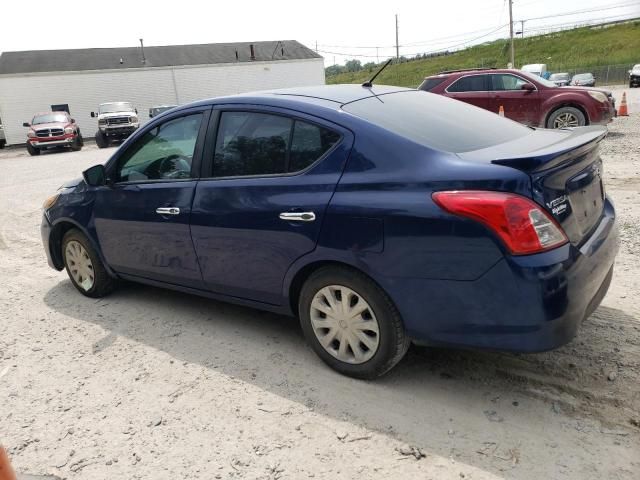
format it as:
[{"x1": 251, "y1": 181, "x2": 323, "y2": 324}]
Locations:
[
  {"x1": 279, "y1": 211, "x2": 316, "y2": 222},
  {"x1": 156, "y1": 207, "x2": 180, "y2": 216}
]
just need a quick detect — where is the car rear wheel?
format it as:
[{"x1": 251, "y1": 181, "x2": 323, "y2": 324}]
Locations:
[
  {"x1": 299, "y1": 266, "x2": 410, "y2": 379},
  {"x1": 26, "y1": 143, "x2": 40, "y2": 156},
  {"x1": 62, "y1": 229, "x2": 116, "y2": 298},
  {"x1": 546, "y1": 107, "x2": 586, "y2": 129},
  {"x1": 95, "y1": 130, "x2": 109, "y2": 148}
]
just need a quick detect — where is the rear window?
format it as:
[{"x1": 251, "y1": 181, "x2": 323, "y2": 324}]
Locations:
[
  {"x1": 418, "y1": 76, "x2": 448, "y2": 91},
  {"x1": 342, "y1": 90, "x2": 531, "y2": 153}
]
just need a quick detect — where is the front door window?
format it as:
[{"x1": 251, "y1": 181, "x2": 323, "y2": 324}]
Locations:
[{"x1": 115, "y1": 113, "x2": 203, "y2": 182}]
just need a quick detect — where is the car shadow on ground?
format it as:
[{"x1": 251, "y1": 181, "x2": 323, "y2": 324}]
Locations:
[{"x1": 42, "y1": 279, "x2": 640, "y2": 475}]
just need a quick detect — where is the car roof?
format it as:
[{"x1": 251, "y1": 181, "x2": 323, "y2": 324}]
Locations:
[
  {"x1": 425, "y1": 68, "x2": 526, "y2": 79},
  {"x1": 189, "y1": 84, "x2": 413, "y2": 109}
]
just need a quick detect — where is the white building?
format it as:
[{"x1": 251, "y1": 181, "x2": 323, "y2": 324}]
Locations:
[{"x1": 0, "y1": 40, "x2": 324, "y2": 145}]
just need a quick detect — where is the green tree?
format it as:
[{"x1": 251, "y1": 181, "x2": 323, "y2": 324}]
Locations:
[
  {"x1": 325, "y1": 64, "x2": 346, "y2": 76},
  {"x1": 345, "y1": 59, "x2": 363, "y2": 72}
]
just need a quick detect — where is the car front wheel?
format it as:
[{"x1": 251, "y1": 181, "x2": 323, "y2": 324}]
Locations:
[
  {"x1": 546, "y1": 107, "x2": 586, "y2": 129},
  {"x1": 299, "y1": 266, "x2": 409, "y2": 379},
  {"x1": 26, "y1": 143, "x2": 40, "y2": 156},
  {"x1": 62, "y1": 229, "x2": 116, "y2": 298},
  {"x1": 95, "y1": 130, "x2": 109, "y2": 148},
  {"x1": 70, "y1": 134, "x2": 83, "y2": 151}
]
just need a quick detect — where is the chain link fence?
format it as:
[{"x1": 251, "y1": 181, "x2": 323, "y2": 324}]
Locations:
[{"x1": 548, "y1": 64, "x2": 635, "y2": 86}]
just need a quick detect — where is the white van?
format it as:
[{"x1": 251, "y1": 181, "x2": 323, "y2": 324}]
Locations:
[{"x1": 521, "y1": 64, "x2": 548, "y2": 77}]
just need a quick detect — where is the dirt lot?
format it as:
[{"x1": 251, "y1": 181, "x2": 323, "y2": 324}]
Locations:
[{"x1": 1, "y1": 112, "x2": 639, "y2": 479}]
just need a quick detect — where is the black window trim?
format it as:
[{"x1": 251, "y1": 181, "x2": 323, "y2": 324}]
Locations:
[
  {"x1": 104, "y1": 106, "x2": 212, "y2": 186},
  {"x1": 444, "y1": 73, "x2": 489, "y2": 93},
  {"x1": 199, "y1": 106, "x2": 344, "y2": 181}
]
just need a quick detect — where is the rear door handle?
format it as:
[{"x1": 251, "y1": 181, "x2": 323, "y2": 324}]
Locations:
[
  {"x1": 156, "y1": 207, "x2": 180, "y2": 216},
  {"x1": 279, "y1": 211, "x2": 316, "y2": 222}
]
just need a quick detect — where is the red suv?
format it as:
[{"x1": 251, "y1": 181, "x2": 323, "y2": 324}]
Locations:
[{"x1": 419, "y1": 68, "x2": 616, "y2": 129}]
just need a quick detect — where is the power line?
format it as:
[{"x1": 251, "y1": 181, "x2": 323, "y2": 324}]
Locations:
[
  {"x1": 521, "y1": 1, "x2": 640, "y2": 22},
  {"x1": 314, "y1": 1, "x2": 640, "y2": 53}
]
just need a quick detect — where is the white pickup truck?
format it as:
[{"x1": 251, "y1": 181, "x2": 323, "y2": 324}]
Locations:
[{"x1": 91, "y1": 102, "x2": 139, "y2": 148}]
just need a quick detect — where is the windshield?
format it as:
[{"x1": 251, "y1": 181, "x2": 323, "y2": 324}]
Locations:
[
  {"x1": 549, "y1": 73, "x2": 569, "y2": 80},
  {"x1": 519, "y1": 71, "x2": 556, "y2": 87},
  {"x1": 573, "y1": 74, "x2": 593, "y2": 80},
  {"x1": 99, "y1": 102, "x2": 134, "y2": 114},
  {"x1": 632, "y1": 64, "x2": 640, "y2": 71},
  {"x1": 32, "y1": 113, "x2": 68, "y2": 125},
  {"x1": 343, "y1": 90, "x2": 531, "y2": 154}
]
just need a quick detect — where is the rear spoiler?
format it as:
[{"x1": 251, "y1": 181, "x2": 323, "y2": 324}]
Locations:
[{"x1": 490, "y1": 126, "x2": 607, "y2": 173}]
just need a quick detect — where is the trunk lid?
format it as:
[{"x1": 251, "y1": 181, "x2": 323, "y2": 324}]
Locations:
[{"x1": 458, "y1": 126, "x2": 608, "y2": 246}]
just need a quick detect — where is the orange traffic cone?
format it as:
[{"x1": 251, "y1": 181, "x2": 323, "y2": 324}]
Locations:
[
  {"x1": 0, "y1": 445, "x2": 17, "y2": 480},
  {"x1": 498, "y1": 105, "x2": 505, "y2": 117},
  {"x1": 618, "y1": 92, "x2": 629, "y2": 116}
]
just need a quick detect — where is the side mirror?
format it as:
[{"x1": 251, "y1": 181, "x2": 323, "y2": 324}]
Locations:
[
  {"x1": 521, "y1": 83, "x2": 535, "y2": 91},
  {"x1": 71, "y1": 118, "x2": 76, "y2": 123},
  {"x1": 135, "y1": 108, "x2": 138, "y2": 114},
  {"x1": 83, "y1": 164, "x2": 107, "y2": 187},
  {"x1": 90, "y1": 112, "x2": 96, "y2": 118},
  {"x1": 22, "y1": 122, "x2": 30, "y2": 127}
]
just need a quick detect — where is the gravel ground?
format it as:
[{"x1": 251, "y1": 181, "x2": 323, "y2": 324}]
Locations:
[{"x1": 1, "y1": 113, "x2": 639, "y2": 480}]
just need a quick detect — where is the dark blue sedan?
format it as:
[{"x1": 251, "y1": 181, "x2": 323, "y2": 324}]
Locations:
[{"x1": 41, "y1": 85, "x2": 618, "y2": 378}]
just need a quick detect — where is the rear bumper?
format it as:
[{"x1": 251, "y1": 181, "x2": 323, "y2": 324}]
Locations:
[{"x1": 385, "y1": 198, "x2": 618, "y2": 352}]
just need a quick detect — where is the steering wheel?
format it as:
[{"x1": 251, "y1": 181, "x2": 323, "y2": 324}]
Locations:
[{"x1": 158, "y1": 154, "x2": 192, "y2": 179}]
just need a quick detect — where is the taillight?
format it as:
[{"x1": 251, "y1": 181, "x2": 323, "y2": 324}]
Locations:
[{"x1": 432, "y1": 190, "x2": 568, "y2": 255}]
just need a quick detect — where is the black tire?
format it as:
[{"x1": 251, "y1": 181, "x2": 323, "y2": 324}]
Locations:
[
  {"x1": 95, "y1": 130, "x2": 108, "y2": 148},
  {"x1": 62, "y1": 229, "x2": 116, "y2": 298},
  {"x1": 26, "y1": 142, "x2": 40, "y2": 156},
  {"x1": 70, "y1": 134, "x2": 83, "y2": 151},
  {"x1": 0, "y1": 140, "x2": 5, "y2": 149},
  {"x1": 299, "y1": 266, "x2": 410, "y2": 379},
  {"x1": 77, "y1": 131, "x2": 84, "y2": 147},
  {"x1": 546, "y1": 106, "x2": 586, "y2": 129}
]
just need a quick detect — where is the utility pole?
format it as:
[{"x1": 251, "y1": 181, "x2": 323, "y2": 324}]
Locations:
[
  {"x1": 520, "y1": 20, "x2": 525, "y2": 38},
  {"x1": 508, "y1": 0, "x2": 515, "y2": 67},
  {"x1": 139, "y1": 38, "x2": 146, "y2": 65},
  {"x1": 376, "y1": 46, "x2": 379, "y2": 64},
  {"x1": 395, "y1": 14, "x2": 399, "y2": 61},
  {"x1": 315, "y1": 40, "x2": 318, "y2": 53}
]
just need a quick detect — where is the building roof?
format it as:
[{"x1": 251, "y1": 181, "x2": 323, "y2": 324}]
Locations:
[{"x1": 0, "y1": 40, "x2": 321, "y2": 75}]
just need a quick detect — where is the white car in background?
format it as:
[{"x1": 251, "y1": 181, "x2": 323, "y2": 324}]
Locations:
[{"x1": 521, "y1": 63, "x2": 548, "y2": 78}]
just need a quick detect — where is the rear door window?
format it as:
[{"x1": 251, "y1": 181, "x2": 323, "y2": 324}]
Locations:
[
  {"x1": 213, "y1": 111, "x2": 341, "y2": 177},
  {"x1": 446, "y1": 75, "x2": 488, "y2": 92}
]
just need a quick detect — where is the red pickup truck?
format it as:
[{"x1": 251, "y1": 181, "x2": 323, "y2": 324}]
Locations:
[
  {"x1": 23, "y1": 111, "x2": 83, "y2": 156},
  {"x1": 419, "y1": 68, "x2": 616, "y2": 129}
]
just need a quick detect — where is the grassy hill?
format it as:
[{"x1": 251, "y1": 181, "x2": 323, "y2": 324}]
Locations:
[{"x1": 326, "y1": 21, "x2": 640, "y2": 87}]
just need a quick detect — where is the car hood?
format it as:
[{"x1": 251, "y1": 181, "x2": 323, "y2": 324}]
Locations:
[
  {"x1": 560, "y1": 85, "x2": 611, "y2": 95},
  {"x1": 60, "y1": 177, "x2": 84, "y2": 189},
  {"x1": 31, "y1": 122, "x2": 69, "y2": 129}
]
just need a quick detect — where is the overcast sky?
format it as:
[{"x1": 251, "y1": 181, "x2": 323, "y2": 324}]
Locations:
[{"x1": 0, "y1": 0, "x2": 638, "y2": 65}]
